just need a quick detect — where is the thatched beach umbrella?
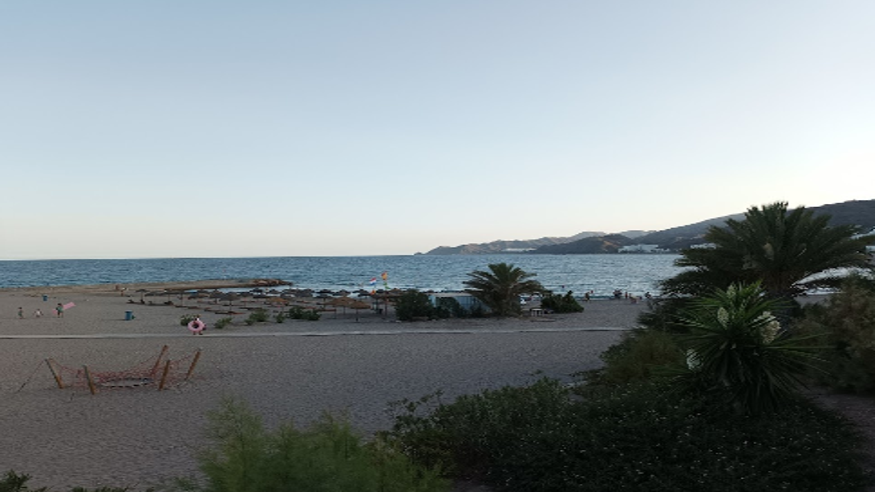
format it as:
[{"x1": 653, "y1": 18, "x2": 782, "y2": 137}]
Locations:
[{"x1": 221, "y1": 292, "x2": 240, "y2": 306}]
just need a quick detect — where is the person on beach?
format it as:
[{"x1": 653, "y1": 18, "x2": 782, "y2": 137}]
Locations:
[
  {"x1": 33, "y1": 308, "x2": 43, "y2": 318},
  {"x1": 56, "y1": 303, "x2": 64, "y2": 318},
  {"x1": 18, "y1": 307, "x2": 24, "y2": 319}
]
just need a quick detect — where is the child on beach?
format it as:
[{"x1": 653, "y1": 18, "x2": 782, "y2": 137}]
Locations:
[
  {"x1": 33, "y1": 308, "x2": 43, "y2": 318},
  {"x1": 18, "y1": 307, "x2": 24, "y2": 319},
  {"x1": 56, "y1": 303, "x2": 64, "y2": 318}
]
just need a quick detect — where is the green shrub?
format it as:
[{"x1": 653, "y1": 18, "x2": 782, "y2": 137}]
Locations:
[
  {"x1": 213, "y1": 317, "x2": 232, "y2": 330},
  {"x1": 540, "y1": 291, "x2": 584, "y2": 313},
  {"x1": 636, "y1": 296, "x2": 694, "y2": 333},
  {"x1": 796, "y1": 275, "x2": 875, "y2": 394},
  {"x1": 433, "y1": 297, "x2": 468, "y2": 318},
  {"x1": 0, "y1": 470, "x2": 44, "y2": 492},
  {"x1": 395, "y1": 290, "x2": 435, "y2": 321},
  {"x1": 0, "y1": 470, "x2": 153, "y2": 491},
  {"x1": 180, "y1": 314, "x2": 197, "y2": 327},
  {"x1": 676, "y1": 282, "x2": 821, "y2": 415},
  {"x1": 188, "y1": 398, "x2": 448, "y2": 492},
  {"x1": 244, "y1": 308, "x2": 269, "y2": 326},
  {"x1": 287, "y1": 306, "x2": 321, "y2": 321},
  {"x1": 385, "y1": 378, "x2": 572, "y2": 479},
  {"x1": 274, "y1": 311, "x2": 286, "y2": 323},
  {"x1": 387, "y1": 379, "x2": 871, "y2": 492},
  {"x1": 589, "y1": 329, "x2": 684, "y2": 385}
]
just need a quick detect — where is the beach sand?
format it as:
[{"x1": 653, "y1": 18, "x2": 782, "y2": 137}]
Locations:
[{"x1": 0, "y1": 284, "x2": 647, "y2": 490}]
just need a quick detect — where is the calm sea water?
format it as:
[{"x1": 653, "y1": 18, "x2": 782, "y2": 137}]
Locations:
[{"x1": 0, "y1": 255, "x2": 681, "y2": 296}]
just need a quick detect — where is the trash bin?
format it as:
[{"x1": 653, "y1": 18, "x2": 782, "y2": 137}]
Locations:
[
  {"x1": 125, "y1": 311, "x2": 133, "y2": 321},
  {"x1": 42, "y1": 295, "x2": 48, "y2": 301}
]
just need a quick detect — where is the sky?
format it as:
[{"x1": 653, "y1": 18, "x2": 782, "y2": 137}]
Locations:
[{"x1": 1, "y1": 1, "x2": 873, "y2": 260}]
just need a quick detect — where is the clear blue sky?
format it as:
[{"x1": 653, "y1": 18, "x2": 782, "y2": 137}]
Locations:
[{"x1": 1, "y1": 1, "x2": 873, "y2": 259}]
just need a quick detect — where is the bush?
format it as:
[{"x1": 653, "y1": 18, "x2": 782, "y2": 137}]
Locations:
[
  {"x1": 434, "y1": 297, "x2": 468, "y2": 319},
  {"x1": 187, "y1": 398, "x2": 449, "y2": 492},
  {"x1": 588, "y1": 329, "x2": 684, "y2": 385},
  {"x1": 395, "y1": 290, "x2": 435, "y2": 321},
  {"x1": 244, "y1": 308, "x2": 269, "y2": 326},
  {"x1": 796, "y1": 275, "x2": 875, "y2": 394},
  {"x1": 636, "y1": 296, "x2": 694, "y2": 333},
  {"x1": 179, "y1": 314, "x2": 197, "y2": 327},
  {"x1": 0, "y1": 469, "x2": 154, "y2": 491},
  {"x1": 385, "y1": 378, "x2": 573, "y2": 480},
  {"x1": 274, "y1": 311, "x2": 286, "y2": 323},
  {"x1": 287, "y1": 306, "x2": 321, "y2": 321},
  {"x1": 213, "y1": 317, "x2": 232, "y2": 330},
  {"x1": 386, "y1": 379, "x2": 872, "y2": 492},
  {"x1": 675, "y1": 282, "x2": 821, "y2": 415},
  {"x1": 540, "y1": 291, "x2": 584, "y2": 313}
]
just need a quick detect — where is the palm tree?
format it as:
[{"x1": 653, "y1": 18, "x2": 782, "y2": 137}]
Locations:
[
  {"x1": 661, "y1": 202, "x2": 874, "y2": 300},
  {"x1": 463, "y1": 263, "x2": 544, "y2": 317}
]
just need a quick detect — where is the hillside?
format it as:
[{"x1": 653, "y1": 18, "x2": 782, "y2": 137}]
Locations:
[
  {"x1": 423, "y1": 231, "x2": 606, "y2": 255},
  {"x1": 423, "y1": 230, "x2": 650, "y2": 255},
  {"x1": 529, "y1": 234, "x2": 636, "y2": 254},
  {"x1": 422, "y1": 199, "x2": 875, "y2": 255},
  {"x1": 636, "y1": 199, "x2": 875, "y2": 250}
]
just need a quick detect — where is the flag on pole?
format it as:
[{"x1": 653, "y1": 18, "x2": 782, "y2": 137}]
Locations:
[
  {"x1": 369, "y1": 277, "x2": 377, "y2": 294},
  {"x1": 381, "y1": 271, "x2": 389, "y2": 289}
]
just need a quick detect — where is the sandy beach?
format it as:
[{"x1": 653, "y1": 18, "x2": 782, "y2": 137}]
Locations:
[{"x1": 0, "y1": 283, "x2": 647, "y2": 490}]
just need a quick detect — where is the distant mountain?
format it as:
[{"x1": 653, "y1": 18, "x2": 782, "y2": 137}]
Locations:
[
  {"x1": 633, "y1": 214, "x2": 745, "y2": 250},
  {"x1": 423, "y1": 231, "x2": 607, "y2": 255},
  {"x1": 421, "y1": 199, "x2": 875, "y2": 255},
  {"x1": 529, "y1": 234, "x2": 636, "y2": 255},
  {"x1": 636, "y1": 199, "x2": 875, "y2": 250}
]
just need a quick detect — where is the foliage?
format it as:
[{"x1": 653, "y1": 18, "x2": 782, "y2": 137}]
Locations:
[
  {"x1": 636, "y1": 296, "x2": 694, "y2": 333},
  {"x1": 0, "y1": 471, "x2": 43, "y2": 492},
  {"x1": 675, "y1": 282, "x2": 821, "y2": 414},
  {"x1": 463, "y1": 263, "x2": 544, "y2": 317},
  {"x1": 435, "y1": 297, "x2": 476, "y2": 319},
  {"x1": 213, "y1": 317, "x2": 232, "y2": 330},
  {"x1": 287, "y1": 306, "x2": 321, "y2": 321},
  {"x1": 386, "y1": 379, "x2": 872, "y2": 492},
  {"x1": 395, "y1": 290, "x2": 436, "y2": 321},
  {"x1": 587, "y1": 329, "x2": 684, "y2": 385},
  {"x1": 179, "y1": 314, "x2": 197, "y2": 327},
  {"x1": 274, "y1": 311, "x2": 286, "y2": 323},
  {"x1": 539, "y1": 291, "x2": 584, "y2": 313},
  {"x1": 384, "y1": 378, "x2": 574, "y2": 479},
  {"x1": 0, "y1": 470, "x2": 153, "y2": 492},
  {"x1": 660, "y1": 202, "x2": 874, "y2": 299},
  {"x1": 188, "y1": 398, "x2": 448, "y2": 492},
  {"x1": 796, "y1": 274, "x2": 875, "y2": 394},
  {"x1": 244, "y1": 308, "x2": 269, "y2": 326}
]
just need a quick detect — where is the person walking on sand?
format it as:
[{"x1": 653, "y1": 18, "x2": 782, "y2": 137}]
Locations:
[
  {"x1": 18, "y1": 307, "x2": 24, "y2": 319},
  {"x1": 56, "y1": 303, "x2": 64, "y2": 318},
  {"x1": 33, "y1": 308, "x2": 43, "y2": 318}
]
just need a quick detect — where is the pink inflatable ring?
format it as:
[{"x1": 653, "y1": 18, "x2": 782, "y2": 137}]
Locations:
[{"x1": 188, "y1": 318, "x2": 205, "y2": 334}]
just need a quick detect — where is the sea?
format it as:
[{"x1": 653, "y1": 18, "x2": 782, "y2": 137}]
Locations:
[{"x1": 0, "y1": 254, "x2": 682, "y2": 296}]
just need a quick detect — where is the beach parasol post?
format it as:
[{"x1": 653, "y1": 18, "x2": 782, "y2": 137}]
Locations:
[
  {"x1": 158, "y1": 360, "x2": 172, "y2": 391},
  {"x1": 150, "y1": 345, "x2": 169, "y2": 378},
  {"x1": 185, "y1": 349, "x2": 202, "y2": 381},
  {"x1": 83, "y1": 366, "x2": 97, "y2": 395},
  {"x1": 45, "y1": 359, "x2": 65, "y2": 389}
]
